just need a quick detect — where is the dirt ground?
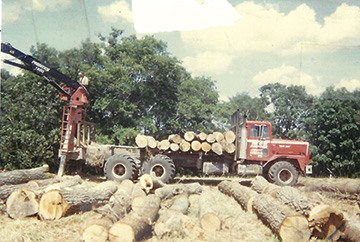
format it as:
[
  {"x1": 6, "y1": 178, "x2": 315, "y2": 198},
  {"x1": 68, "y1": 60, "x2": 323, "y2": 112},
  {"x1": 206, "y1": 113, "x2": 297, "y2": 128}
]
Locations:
[{"x1": 0, "y1": 176, "x2": 359, "y2": 242}]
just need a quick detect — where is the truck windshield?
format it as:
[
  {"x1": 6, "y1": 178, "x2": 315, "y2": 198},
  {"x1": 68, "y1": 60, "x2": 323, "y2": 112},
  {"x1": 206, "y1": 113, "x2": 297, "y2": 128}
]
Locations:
[{"x1": 250, "y1": 125, "x2": 269, "y2": 138}]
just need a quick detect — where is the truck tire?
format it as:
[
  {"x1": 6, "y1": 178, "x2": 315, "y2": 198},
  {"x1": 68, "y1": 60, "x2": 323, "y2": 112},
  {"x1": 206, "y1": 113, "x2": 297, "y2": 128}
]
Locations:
[
  {"x1": 268, "y1": 161, "x2": 299, "y2": 186},
  {"x1": 143, "y1": 155, "x2": 175, "y2": 184},
  {"x1": 104, "y1": 154, "x2": 138, "y2": 182}
]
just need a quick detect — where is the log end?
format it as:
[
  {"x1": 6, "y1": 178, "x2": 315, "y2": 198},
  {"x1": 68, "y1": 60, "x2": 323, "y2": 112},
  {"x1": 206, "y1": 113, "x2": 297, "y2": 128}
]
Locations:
[
  {"x1": 82, "y1": 224, "x2": 108, "y2": 242},
  {"x1": 109, "y1": 222, "x2": 135, "y2": 242},
  {"x1": 6, "y1": 189, "x2": 39, "y2": 219},
  {"x1": 279, "y1": 215, "x2": 311, "y2": 242},
  {"x1": 38, "y1": 190, "x2": 69, "y2": 220},
  {"x1": 200, "y1": 213, "x2": 221, "y2": 232}
]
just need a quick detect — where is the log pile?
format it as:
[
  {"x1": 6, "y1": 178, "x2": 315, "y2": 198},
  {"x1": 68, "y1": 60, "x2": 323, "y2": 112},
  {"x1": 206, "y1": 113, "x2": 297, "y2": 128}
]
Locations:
[{"x1": 135, "y1": 130, "x2": 236, "y2": 155}]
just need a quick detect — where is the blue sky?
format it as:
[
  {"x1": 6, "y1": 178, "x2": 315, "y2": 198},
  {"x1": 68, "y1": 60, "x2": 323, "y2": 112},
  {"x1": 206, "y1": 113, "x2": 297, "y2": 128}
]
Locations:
[{"x1": 2, "y1": 0, "x2": 360, "y2": 100}]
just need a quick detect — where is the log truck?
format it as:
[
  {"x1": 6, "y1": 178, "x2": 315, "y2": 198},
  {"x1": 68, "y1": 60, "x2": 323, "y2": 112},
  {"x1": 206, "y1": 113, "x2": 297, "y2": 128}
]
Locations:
[{"x1": 1, "y1": 43, "x2": 312, "y2": 186}]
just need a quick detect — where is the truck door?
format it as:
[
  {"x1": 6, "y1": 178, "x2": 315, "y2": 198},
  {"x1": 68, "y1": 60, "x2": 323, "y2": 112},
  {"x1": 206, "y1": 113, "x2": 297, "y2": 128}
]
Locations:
[{"x1": 247, "y1": 124, "x2": 271, "y2": 160}]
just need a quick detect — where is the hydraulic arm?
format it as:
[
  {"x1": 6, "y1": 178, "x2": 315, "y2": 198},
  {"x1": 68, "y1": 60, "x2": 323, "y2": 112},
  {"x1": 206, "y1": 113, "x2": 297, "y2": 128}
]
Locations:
[{"x1": 1, "y1": 42, "x2": 93, "y2": 176}]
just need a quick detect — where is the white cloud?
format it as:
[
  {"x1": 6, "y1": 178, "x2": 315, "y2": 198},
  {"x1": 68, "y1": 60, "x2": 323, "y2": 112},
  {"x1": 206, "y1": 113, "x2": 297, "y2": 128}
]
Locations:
[
  {"x1": 98, "y1": 1, "x2": 133, "y2": 23},
  {"x1": 252, "y1": 65, "x2": 323, "y2": 96},
  {"x1": 132, "y1": 0, "x2": 240, "y2": 33},
  {"x1": 181, "y1": 2, "x2": 360, "y2": 55},
  {"x1": 335, "y1": 79, "x2": 360, "y2": 92},
  {"x1": 182, "y1": 51, "x2": 235, "y2": 76},
  {"x1": 3, "y1": 0, "x2": 71, "y2": 24}
]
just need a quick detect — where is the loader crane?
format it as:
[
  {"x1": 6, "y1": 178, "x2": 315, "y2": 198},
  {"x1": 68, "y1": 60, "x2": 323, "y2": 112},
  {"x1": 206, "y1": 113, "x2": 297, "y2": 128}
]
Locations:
[{"x1": 1, "y1": 42, "x2": 93, "y2": 176}]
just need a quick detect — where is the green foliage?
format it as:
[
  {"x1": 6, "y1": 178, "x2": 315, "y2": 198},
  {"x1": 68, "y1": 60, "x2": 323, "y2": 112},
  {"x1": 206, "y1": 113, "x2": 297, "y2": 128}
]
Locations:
[{"x1": 307, "y1": 87, "x2": 360, "y2": 177}]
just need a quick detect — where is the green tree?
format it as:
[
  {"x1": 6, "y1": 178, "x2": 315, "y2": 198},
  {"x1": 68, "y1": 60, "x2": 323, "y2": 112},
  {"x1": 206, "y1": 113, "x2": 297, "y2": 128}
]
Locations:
[
  {"x1": 259, "y1": 83, "x2": 314, "y2": 139},
  {"x1": 307, "y1": 87, "x2": 360, "y2": 177}
]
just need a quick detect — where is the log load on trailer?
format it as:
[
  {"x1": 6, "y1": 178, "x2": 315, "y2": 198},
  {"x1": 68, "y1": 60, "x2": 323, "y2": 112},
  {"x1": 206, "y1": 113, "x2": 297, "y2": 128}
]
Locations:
[{"x1": 2, "y1": 43, "x2": 311, "y2": 186}]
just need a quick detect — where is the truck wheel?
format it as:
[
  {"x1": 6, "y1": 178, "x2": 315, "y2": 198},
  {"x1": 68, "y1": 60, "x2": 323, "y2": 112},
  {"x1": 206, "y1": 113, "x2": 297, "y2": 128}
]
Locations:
[
  {"x1": 143, "y1": 155, "x2": 175, "y2": 184},
  {"x1": 268, "y1": 161, "x2": 298, "y2": 186},
  {"x1": 104, "y1": 154, "x2": 138, "y2": 182}
]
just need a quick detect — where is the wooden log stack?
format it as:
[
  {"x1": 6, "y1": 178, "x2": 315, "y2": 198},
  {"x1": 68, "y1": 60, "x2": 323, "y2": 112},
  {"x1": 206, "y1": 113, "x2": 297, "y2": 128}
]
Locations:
[{"x1": 135, "y1": 130, "x2": 237, "y2": 155}]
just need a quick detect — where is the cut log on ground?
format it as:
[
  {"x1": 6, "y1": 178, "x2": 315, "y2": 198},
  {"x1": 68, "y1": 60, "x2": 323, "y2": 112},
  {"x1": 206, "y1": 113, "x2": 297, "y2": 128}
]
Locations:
[
  {"x1": 251, "y1": 176, "x2": 271, "y2": 194},
  {"x1": 343, "y1": 219, "x2": 360, "y2": 242},
  {"x1": 201, "y1": 142, "x2": 212, "y2": 153},
  {"x1": 184, "y1": 131, "x2": 196, "y2": 142},
  {"x1": 0, "y1": 164, "x2": 50, "y2": 185},
  {"x1": 211, "y1": 142, "x2": 223, "y2": 155},
  {"x1": 95, "y1": 180, "x2": 134, "y2": 222},
  {"x1": 109, "y1": 194, "x2": 161, "y2": 242},
  {"x1": 224, "y1": 130, "x2": 236, "y2": 143},
  {"x1": 197, "y1": 132, "x2": 207, "y2": 142},
  {"x1": 299, "y1": 177, "x2": 360, "y2": 195},
  {"x1": 199, "y1": 188, "x2": 221, "y2": 232},
  {"x1": 38, "y1": 181, "x2": 118, "y2": 220},
  {"x1": 135, "y1": 134, "x2": 147, "y2": 148},
  {"x1": 146, "y1": 136, "x2": 157, "y2": 149},
  {"x1": 252, "y1": 194, "x2": 311, "y2": 242},
  {"x1": 154, "y1": 192, "x2": 190, "y2": 238},
  {"x1": 155, "y1": 183, "x2": 202, "y2": 200},
  {"x1": 82, "y1": 214, "x2": 113, "y2": 242},
  {"x1": 180, "y1": 141, "x2": 191, "y2": 152},
  {"x1": 191, "y1": 140, "x2": 201, "y2": 152},
  {"x1": 131, "y1": 183, "x2": 146, "y2": 199},
  {"x1": 139, "y1": 174, "x2": 164, "y2": 194},
  {"x1": 6, "y1": 189, "x2": 39, "y2": 219},
  {"x1": 218, "y1": 181, "x2": 258, "y2": 212},
  {"x1": 168, "y1": 134, "x2": 182, "y2": 144}
]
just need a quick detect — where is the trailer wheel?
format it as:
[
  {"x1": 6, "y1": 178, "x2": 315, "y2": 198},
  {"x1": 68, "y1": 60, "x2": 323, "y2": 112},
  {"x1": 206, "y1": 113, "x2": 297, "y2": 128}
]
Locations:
[
  {"x1": 143, "y1": 155, "x2": 175, "y2": 184},
  {"x1": 104, "y1": 154, "x2": 138, "y2": 182},
  {"x1": 268, "y1": 161, "x2": 298, "y2": 186}
]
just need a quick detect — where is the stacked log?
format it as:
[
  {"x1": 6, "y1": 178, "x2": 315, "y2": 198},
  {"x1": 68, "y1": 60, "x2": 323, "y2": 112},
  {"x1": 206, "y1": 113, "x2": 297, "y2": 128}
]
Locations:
[
  {"x1": 0, "y1": 164, "x2": 51, "y2": 185},
  {"x1": 135, "y1": 130, "x2": 237, "y2": 155}
]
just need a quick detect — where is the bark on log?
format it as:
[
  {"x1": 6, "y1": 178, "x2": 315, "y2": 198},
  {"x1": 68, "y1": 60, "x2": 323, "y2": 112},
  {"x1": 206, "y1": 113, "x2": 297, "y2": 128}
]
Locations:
[
  {"x1": 139, "y1": 174, "x2": 164, "y2": 194},
  {"x1": 146, "y1": 136, "x2": 157, "y2": 149},
  {"x1": 184, "y1": 131, "x2": 196, "y2": 142},
  {"x1": 299, "y1": 177, "x2": 360, "y2": 195},
  {"x1": 252, "y1": 194, "x2": 311, "y2": 242},
  {"x1": 201, "y1": 142, "x2": 212, "y2": 153},
  {"x1": 218, "y1": 181, "x2": 258, "y2": 212},
  {"x1": 206, "y1": 134, "x2": 216, "y2": 143},
  {"x1": 38, "y1": 181, "x2": 118, "y2": 220},
  {"x1": 180, "y1": 141, "x2": 191, "y2": 152},
  {"x1": 197, "y1": 132, "x2": 207, "y2": 142},
  {"x1": 170, "y1": 143, "x2": 180, "y2": 152},
  {"x1": 0, "y1": 164, "x2": 50, "y2": 185},
  {"x1": 199, "y1": 188, "x2": 221, "y2": 231},
  {"x1": 109, "y1": 195, "x2": 161, "y2": 242},
  {"x1": 224, "y1": 130, "x2": 236, "y2": 143},
  {"x1": 135, "y1": 134, "x2": 147, "y2": 148},
  {"x1": 157, "y1": 140, "x2": 170, "y2": 150},
  {"x1": 155, "y1": 183, "x2": 202, "y2": 200},
  {"x1": 251, "y1": 176, "x2": 271, "y2": 194},
  {"x1": 154, "y1": 192, "x2": 190, "y2": 238},
  {"x1": 211, "y1": 142, "x2": 223, "y2": 155},
  {"x1": 6, "y1": 189, "x2": 39, "y2": 219},
  {"x1": 343, "y1": 219, "x2": 360, "y2": 242},
  {"x1": 191, "y1": 140, "x2": 201, "y2": 152},
  {"x1": 168, "y1": 134, "x2": 182, "y2": 144},
  {"x1": 131, "y1": 183, "x2": 146, "y2": 199},
  {"x1": 213, "y1": 131, "x2": 224, "y2": 143}
]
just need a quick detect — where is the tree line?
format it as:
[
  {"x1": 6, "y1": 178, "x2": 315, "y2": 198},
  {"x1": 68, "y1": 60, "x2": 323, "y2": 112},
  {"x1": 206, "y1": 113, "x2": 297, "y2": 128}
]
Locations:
[{"x1": 1, "y1": 29, "x2": 359, "y2": 177}]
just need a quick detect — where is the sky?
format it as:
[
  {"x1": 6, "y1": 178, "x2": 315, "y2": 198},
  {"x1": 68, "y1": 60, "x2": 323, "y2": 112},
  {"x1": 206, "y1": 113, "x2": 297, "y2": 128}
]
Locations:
[{"x1": 2, "y1": 0, "x2": 360, "y2": 101}]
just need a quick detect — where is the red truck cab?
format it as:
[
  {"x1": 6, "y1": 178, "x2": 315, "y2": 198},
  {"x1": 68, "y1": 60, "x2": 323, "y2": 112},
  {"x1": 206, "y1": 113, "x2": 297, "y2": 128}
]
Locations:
[{"x1": 235, "y1": 118, "x2": 312, "y2": 186}]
